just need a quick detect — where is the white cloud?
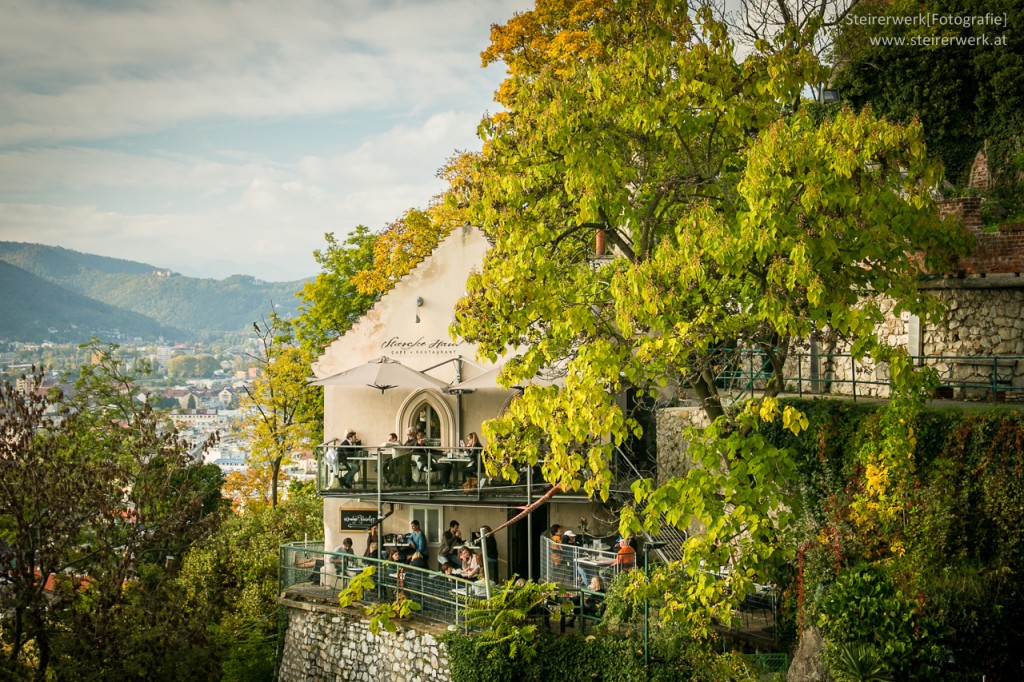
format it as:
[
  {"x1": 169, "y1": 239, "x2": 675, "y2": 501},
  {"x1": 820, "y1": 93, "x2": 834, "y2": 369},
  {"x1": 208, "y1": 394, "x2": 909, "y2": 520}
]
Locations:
[
  {"x1": 0, "y1": 0, "x2": 524, "y2": 146},
  {"x1": 0, "y1": 107, "x2": 490, "y2": 280},
  {"x1": 0, "y1": 0, "x2": 531, "y2": 281}
]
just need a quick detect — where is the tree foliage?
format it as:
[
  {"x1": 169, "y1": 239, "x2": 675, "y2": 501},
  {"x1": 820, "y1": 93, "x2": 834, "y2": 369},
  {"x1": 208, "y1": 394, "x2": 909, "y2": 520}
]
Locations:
[
  {"x1": 239, "y1": 315, "x2": 314, "y2": 508},
  {"x1": 353, "y1": 150, "x2": 482, "y2": 296},
  {"x1": 177, "y1": 490, "x2": 323, "y2": 680},
  {"x1": 833, "y1": 0, "x2": 1024, "y2": 191},
  {"x1": 452, "y1": 0, "x2": 971, "y2": 627},
  {"x1": 0, "y1": 346, "x2": 227, "y2": 681},
  {"x1": 293, "y1": 226, "x2": 378, "y2": 358}
]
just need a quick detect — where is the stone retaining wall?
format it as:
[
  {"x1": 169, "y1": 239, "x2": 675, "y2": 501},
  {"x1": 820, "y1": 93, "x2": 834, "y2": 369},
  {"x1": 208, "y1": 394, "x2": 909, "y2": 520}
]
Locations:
[{"x1": 277, "y1": 598, "x2": 450, "y2": 682}]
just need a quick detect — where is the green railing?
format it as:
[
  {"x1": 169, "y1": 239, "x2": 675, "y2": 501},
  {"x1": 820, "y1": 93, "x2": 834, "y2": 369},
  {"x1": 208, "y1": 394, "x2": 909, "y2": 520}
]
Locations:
[
  {"x1": 279, "y1": 541, "x2": 601, "y2": 633},
  {"x1": 280, "y1": 541, "x2": 483, "y2": 630},
  {"x1": 718, "y1": 351, "x2": 1022, "y2": 403}
]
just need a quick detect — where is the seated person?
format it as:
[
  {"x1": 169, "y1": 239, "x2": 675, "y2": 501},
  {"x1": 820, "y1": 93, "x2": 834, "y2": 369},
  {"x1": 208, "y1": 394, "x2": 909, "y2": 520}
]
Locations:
[
  {"x1": 408, "y1": 551, "x2": 428, "y2": 569},
  {"x1": 336, "y1": 429, "x2": 362, "y2": 488},
  {"x1": 407, "y1": 520, "x2": 428, "y2": 561},
  {"x1": 568, "y1": 575, "x2": 605, "y2": 626},
  {"x1": 382, "y1": 429, "x2": 417, "y2": 487},
  {"x1": 454, "y1": 547, "x2": 482, "y2": 580},
  {"x1": 413, "y1": 433, "x2": 451, "y2": 486},
  {"x1": 613, "y1": 536, "x2": 636, "y2": 570},
  {"x1": 331, "y1": 537, "x2": 354, "y2": 573},
  {"x1": 439, "y1": 520, "x2": 464, "y2": 568},
  {"x1": 550, "y1": 531, "x2": 564, "y2": 567},
  {"x1": 293, "y1": 552, "x2": 325, "y2": 584},
  {"x1": 583, "y1": 575, "x2": 605, "y2": 614},
  {"x1": 461, "y1": 431, "x2": 484, "y2": 477}
]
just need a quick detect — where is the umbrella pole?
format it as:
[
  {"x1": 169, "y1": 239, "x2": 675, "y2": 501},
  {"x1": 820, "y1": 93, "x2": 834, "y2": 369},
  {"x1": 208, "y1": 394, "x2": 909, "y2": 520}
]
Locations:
[
  {"x1": 455, "y1": 356, "x2": 463, "y2": 445},
  {"x1": 377, "y1": 447, "x2": 383, "y2": 562}
]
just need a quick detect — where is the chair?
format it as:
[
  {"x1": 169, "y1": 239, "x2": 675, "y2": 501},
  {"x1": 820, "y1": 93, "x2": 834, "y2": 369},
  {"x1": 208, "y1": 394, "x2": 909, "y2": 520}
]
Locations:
[{"x1": 411, "y1": 453, "x2": 442, "y2": 484}]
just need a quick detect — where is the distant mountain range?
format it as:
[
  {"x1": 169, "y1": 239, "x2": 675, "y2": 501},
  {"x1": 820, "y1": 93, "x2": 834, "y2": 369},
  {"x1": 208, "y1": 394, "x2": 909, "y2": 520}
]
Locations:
[{"x1": 0, "y1": 242, "x2": 307, "y2": 342}]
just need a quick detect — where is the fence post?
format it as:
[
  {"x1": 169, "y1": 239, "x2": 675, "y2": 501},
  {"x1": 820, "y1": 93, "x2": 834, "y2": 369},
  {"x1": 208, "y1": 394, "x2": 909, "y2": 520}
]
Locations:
[
  {"x1": 851, "y1": 356, "x2": 857, "y2": 402},
  {"x1": 798, "y1": 353, "x2": 803, "y2": 398}
]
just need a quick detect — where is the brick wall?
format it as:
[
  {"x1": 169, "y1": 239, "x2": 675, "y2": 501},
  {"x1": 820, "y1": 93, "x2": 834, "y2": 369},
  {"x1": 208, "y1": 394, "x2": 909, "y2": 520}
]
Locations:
[{"x1": 940, "y1": 197, "x2": 1024, "y2": 275}]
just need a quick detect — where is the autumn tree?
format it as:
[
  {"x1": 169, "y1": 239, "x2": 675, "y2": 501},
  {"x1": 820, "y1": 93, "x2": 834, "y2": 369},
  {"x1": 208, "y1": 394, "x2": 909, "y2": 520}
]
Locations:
[
  {"x1": 0, "y1": 348, "x2": 226, "y2": 680},
  {"x1": 452, "y1": 0, "x2": 971, "y2": 631},
  {"x1": 239, "y1": 315, "x2": 314, "y2": 508},
  {"x1": 353, "y1": 150, "x2": 482, "y2": 296}
]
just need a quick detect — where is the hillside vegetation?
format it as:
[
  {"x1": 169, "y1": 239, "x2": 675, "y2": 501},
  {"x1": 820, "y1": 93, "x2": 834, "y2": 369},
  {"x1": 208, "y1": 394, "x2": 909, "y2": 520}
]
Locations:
[
  {"x1": 0, "y1": 242, "x2": 306, "y2": 339},
  {"x1": 0, "y1": 260, "x2": 183, "y2": 342}
]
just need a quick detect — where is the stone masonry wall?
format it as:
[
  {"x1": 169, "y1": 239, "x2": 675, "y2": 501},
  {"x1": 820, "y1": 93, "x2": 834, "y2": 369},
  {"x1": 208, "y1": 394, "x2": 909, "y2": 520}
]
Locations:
[
  {"x1": 656, "y1": 405, "x2": 709, "y2": 482},
  {"x1": 278, "y1": 598, "x2": 449, "y2": 682}
]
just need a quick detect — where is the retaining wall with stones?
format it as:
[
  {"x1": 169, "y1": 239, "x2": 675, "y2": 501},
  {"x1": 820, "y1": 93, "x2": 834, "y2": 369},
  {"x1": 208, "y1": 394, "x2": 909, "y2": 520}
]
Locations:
[{"x1": 277, "y1": 598, "x2": 450, "y2": 682}]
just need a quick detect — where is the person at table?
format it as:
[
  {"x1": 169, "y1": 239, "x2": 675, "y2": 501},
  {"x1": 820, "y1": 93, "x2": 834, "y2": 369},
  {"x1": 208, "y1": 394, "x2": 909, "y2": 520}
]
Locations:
[
  {"x1": 381, "y1": 432, "x2": 399, "y2": 447},
  {"x1": 407, "y1": 519, "x2": 428, "y2": 561},
  {"x1": 331, "y1": 537, "x2": 354, "y2": 573},
  {"x1": 550, "y1": 530, "x2": 564, "y2": 567},
  {"x1": 455, "y1": 546, "x2": 482, "y2": 580},
  {"x1": 461, "y1": 431, "x2": 484, "y2": 477},
  {"x1": 293, "y1": 551, "x2": 324, "y2": 584},
  {"x1": 569, "y1": 575, "x2": 605, "y2": 626},
  {"x1": 414, "y1": 433, "x2": 452, "y2": 486},
  {"x1": 380, "y1": 429, "x2": 414, "y2": 486},
  {"x1": 613, "y1": 536, "x2": 636, "y2": 570},
  {"x1": 439, "y1": 520, "x2": 464, "y2": 569},
  {"x1": 337, "y1": 429, "x2": 362, "y2": 488}
]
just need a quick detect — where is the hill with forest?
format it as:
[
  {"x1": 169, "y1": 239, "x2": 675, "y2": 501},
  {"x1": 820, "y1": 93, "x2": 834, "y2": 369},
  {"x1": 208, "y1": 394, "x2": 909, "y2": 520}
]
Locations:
[
  {"x1": 0, "y1": 260, "x2": 184, "y2": 342},
  {"x1": 0, "y1": 242, "x2": 307, "y2": 340}
]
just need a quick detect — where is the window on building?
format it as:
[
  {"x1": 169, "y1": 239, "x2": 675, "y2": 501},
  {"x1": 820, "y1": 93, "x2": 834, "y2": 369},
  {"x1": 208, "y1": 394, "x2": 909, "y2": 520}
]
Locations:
[
  {"x1": 410, "y1": 506, "x2": 442, "y2": 545},
  {"x1": 410, "y1": 402, "x2": 442, "y2": 444}
]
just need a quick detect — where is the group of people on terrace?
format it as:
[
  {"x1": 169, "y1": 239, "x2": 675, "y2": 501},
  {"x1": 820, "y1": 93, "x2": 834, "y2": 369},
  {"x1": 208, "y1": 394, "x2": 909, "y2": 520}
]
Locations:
[
  {"x1": 325, "y1": 429, "x2": 484, "y2": 490},
  {"x1": 545, "y1": 523, "x2": 636, "y2": 591},
  {"x1": 358, "y1": 519, "x2": 498, "y2": 582}
]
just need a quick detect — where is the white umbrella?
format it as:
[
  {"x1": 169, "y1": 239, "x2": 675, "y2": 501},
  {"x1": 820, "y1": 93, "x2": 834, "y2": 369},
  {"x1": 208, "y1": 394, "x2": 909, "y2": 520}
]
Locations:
[
  {"x1": 447, "y1": 365, "x2": 564, "y2": 392},
  {"x1": 311, "y1": 356, "x2": 448, "y2": 393}
]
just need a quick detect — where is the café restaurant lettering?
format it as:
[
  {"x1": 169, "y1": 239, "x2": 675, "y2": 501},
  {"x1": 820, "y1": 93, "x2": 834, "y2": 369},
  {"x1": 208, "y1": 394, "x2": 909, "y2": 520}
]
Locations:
[{"x1": 380, "y1": 336, "x2": 461, "y2": 355}]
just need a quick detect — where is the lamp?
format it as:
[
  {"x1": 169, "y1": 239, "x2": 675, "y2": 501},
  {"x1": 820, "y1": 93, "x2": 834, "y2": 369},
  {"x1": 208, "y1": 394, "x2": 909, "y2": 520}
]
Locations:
[
  {"x1": 415, "y1": 296, "x2": 423, "y2": 323},
  {"x1": 819, "y1": 88, "x2": 840, "y2": 104}
]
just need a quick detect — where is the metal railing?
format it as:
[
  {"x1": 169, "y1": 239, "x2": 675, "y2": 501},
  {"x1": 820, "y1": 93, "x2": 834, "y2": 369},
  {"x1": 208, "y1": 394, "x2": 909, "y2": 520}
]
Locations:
[
  {"x1": 280, "y1": 541, "x2": 604, "y2": 633},
  {"x1": 540, "y1": 536, "x2": 629, "y2": 590},
  {"x1": 315, "y1": 443, "x2": 494, "y2": 497},
  {"x1": 716, "y1": 350, "x2": 1023, "y2": 403},
  {"x1": 280, "y1": 541, "x2": 484, "y2": 630}
]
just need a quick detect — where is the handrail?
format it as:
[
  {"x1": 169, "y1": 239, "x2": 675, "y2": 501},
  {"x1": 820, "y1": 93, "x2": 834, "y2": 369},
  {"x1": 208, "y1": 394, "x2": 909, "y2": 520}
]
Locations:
[
  {"x1": 280, "y1": 541, "x2": 484, "y2": 630},
  {"x1": 279, "y1": 541, "x2": 600, "y2": 633},
  {"x1": 711, "y1": 350, "x2": 1022, "y2": 404}
]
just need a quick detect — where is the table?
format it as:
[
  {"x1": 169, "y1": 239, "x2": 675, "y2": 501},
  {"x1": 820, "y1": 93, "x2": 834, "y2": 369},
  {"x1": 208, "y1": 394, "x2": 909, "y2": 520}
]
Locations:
[
  {"x1": 576, "y1": 556, "x2": 614, "y2": 586},
  {"x1": 347, "y1": 455, "x2": 377, "y2": 490},
  {"x1": 440, "y1": 457, "x2": 472, "y2": 485}
]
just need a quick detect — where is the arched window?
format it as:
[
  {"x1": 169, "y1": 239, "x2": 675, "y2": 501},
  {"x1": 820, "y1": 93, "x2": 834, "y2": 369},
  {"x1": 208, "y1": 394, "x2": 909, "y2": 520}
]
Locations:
[
  {"x1": 411, "y1": 402, "x2": 441, "y2": 442},
  {"x1": 397, "y1": 391, "x2": 454, "y2": 446}
]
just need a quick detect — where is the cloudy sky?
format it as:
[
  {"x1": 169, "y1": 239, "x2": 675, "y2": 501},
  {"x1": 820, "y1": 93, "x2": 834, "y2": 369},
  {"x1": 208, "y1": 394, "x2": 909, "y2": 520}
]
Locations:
[{"x1": 0, "y1": 0, "x2": 531, "y2": 282}]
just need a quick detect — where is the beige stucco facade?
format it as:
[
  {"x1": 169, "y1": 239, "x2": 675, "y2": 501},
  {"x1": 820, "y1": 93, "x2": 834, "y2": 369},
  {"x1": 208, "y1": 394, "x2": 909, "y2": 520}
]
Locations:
[{"x1": 312, "y1": 226, "x2": 598, "y2": 577}]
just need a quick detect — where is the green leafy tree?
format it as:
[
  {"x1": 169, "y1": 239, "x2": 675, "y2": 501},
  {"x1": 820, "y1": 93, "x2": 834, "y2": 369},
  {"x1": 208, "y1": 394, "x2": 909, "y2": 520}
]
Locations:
[
  {"x1": 240, "y1": 315, "x2": 314, "y2": 508},
  {"x1": 0, "y1": 368, "x2": 101, "y2": 679},
  {"x1": 452, "y1": 0, "x2": 971, "y2": 628},
  {"x1": 177, "y1": 493, "x2": 323, "y2": 680},
  {"x1": 0, "y1": 347, "x2": 227, "y2": 681},
  {"x1": 293, "y1": 227, "x2": 378, "y2": 358},
  {"x1": 833, "y1": 0, "x2": 1024, "y2": 193}
]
